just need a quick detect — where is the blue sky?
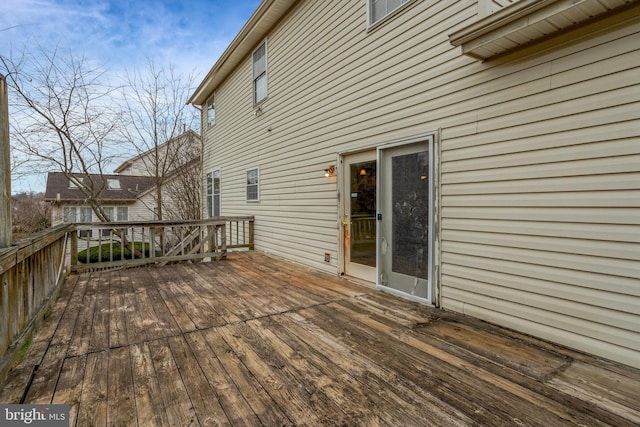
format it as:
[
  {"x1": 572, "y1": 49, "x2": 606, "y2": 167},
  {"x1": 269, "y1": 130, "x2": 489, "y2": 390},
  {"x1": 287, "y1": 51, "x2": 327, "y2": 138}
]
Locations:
[{"x1": 1, "y1": 0, "x2": 262, "y2": 193}]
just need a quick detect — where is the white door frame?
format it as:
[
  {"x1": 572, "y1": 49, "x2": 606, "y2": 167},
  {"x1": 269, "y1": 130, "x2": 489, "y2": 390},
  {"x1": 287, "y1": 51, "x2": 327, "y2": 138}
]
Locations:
[
  {"x1": 337, "y1": 131, "x2": 439, "y2": 304},
  {"x1": 376, "y1": 133, "x2": 437, "y2": 305},
  {"x1": 338, "y1": 149, "x2": 377, "y2": 283}
]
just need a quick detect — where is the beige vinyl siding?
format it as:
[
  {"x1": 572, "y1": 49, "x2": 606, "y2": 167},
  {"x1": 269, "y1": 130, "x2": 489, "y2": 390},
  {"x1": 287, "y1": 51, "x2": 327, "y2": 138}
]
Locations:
[
  {"x1": 201, "y1": 0, "x2": 640, "y2": 367},
  {"x1": 128, "y1": 194, "x2": 155, "y2": 222},
  {"x1": 203, "y1": 0, "x2": 475, "y2": 271},
  {"x1": 440, "y1": 8, "x2": 640, "y2": 367}
]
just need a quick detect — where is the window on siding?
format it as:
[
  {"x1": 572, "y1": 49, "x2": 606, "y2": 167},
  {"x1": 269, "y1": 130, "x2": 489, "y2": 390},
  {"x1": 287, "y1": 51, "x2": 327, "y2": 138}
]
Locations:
[
  {"x1": 213, "y1": 170, "x2": 221, "y2": 216},
  {"x1": 206, "y1": 170, "x2": 221, "y2": 217},
  {"x1": 206, "y1": 172, "x2": 213, "y2": 217},
  {"x1": 79, "y1": 207, "x2": 92, "y2": 222},
  {"x1": 62, "y1": 207, "x2": 75, "y2": 223},
  {"x1": 246, "y1": 168, "x2": 260, "y2": 202},
  {"x1": 62, "y1": 207, "x2": 92, "y2": 237},
  {"x1": 253, "y1": 42, "x2": 267, "y2": 104},
  {"x1": 103, "y1": 207, "x2": 114, "y2": 221},
  {"x1": 102, "y1": 207, "x2": 114, "y2": 236},
  {"x1": 369, "y1": 0, "x2": 410, "y2": 25},
  {"x1": 101, "y1": 206, "x2": 128, "y2": 235},
  {"x1": 117, "y1": 207, "x2": 128, "y2": 221},
  {"x1": 79, "y1": 207, "x2": 93, "y2": 237},
  {"x1": 207, "y1": 96, "x2": 215, "y2": 128}
]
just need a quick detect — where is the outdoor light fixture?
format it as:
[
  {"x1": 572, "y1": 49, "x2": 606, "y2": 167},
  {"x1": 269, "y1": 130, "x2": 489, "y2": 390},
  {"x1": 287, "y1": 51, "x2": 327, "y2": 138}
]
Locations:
[{"x1": 324, "y1": 165, "x2": 336, "y2": 177}]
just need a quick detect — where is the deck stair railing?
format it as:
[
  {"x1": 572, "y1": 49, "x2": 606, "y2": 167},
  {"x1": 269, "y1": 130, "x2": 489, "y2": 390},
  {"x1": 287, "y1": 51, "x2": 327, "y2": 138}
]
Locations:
[{"x1": 70, "y1": 216, "x2": 255, "y2": 272}]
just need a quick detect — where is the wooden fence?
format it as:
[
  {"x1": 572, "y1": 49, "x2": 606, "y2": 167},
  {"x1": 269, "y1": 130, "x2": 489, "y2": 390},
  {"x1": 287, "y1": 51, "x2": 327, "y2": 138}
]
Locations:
[
  {"x1": 0, "y1": 217, "x2": 254, "y2": 384},
  {"x1": 0, "y1": 224, "x2": 71, "y2": 385}
]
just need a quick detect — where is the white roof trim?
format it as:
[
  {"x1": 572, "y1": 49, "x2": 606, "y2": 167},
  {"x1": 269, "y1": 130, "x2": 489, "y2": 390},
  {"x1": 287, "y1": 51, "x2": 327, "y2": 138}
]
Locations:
[
  {"x1": 449, "y1": 0, "x2": 634, "y2": 60},
  {"x1": 189, "y1": 0, "x2": 297, "y2": 106}
]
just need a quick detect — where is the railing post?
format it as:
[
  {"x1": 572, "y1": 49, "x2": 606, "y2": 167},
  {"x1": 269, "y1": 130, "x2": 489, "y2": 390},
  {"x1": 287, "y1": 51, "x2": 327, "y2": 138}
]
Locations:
[
  {"x1": 0, "y1": 75, "x2": 11, "y2": 249},
  {"x1": 70, "y1": 229, "x2": 78, "y2": 270},
  {"x1": 249, "y1": 218, "x2": 255, "y2": 250},
  {"x1": 219, "y1": 223, "x2": 227, "y2": 259},
  {"x1": 150, "y1": 226, "x2": 156, "y2": 260}
]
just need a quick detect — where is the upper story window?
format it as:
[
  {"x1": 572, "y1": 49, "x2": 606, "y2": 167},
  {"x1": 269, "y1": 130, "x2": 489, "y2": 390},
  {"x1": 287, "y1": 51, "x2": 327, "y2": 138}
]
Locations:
[
  {"x1": 369, "y1": 0, "x2": 410, "y2": 26},
  {"x1": 253, "y1": 41, "x2": 267, "y2": 104},
  {"x1": 69, "y1": 177, "x2": 83, "y2": 189},
  {"x1": 63, "y1": 207, "x2": 77, "y2": 223},
  {"x1": 107, "y1": 178, "x2": 121, "y2": 190},
  {"x1": 102, "y1": 206, "x2": 128, "y2": 221},
  {"x1": 207, "y1": 96, "x2": 215, "y2": 128},
  {"x1": 117, "y1": 206, "x2": 128, "y2": 221},
  {"x1": 62, "y1": 206, "x2": 93, "y2": 237},
  {"x1": 246, "y1": 167, "x2": 260, "y2": 202}
]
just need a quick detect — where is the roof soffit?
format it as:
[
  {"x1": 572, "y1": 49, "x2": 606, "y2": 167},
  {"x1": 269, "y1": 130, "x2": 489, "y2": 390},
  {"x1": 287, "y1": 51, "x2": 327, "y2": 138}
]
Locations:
[{"x1": 449, "y1": 0, "x2": 635, "y2": 60}]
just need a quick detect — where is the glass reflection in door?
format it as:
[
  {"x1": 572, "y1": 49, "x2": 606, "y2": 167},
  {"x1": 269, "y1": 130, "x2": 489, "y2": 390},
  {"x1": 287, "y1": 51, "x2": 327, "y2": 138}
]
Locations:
[{"x1": 349, "y1": 160, "x2": 376, "y2": 268}]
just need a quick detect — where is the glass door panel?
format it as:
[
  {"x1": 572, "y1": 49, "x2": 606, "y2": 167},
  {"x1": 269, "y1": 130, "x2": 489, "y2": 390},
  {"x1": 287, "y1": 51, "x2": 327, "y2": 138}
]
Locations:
[
  {"x1": 342, "y1": 151, "x2": 377, "y2": 282},
  {"x1": 378, "y1": 139, "x2": 433, "y2": 301},
  {"x1": 349, "y1": 160, "x2": 376, "y2": 268}
]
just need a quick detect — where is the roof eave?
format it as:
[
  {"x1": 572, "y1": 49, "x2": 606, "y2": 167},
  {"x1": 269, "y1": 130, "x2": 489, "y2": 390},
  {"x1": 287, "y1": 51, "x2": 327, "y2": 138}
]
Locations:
[{"x1": 188, "y1": 0, "x2": 298, "y2": 106}]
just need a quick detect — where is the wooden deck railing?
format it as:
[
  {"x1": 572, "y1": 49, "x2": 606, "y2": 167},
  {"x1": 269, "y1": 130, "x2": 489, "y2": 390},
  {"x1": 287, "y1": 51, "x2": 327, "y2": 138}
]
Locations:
[
  {"x1": 70, "y1": 216, "x2": 255, "y2": 272},
  {"x1": 0, "y1": 223, "x2": 71, "y2": 385},
  {"x1": 0, "y1": 217, "x2": 254, "y2": 384}
]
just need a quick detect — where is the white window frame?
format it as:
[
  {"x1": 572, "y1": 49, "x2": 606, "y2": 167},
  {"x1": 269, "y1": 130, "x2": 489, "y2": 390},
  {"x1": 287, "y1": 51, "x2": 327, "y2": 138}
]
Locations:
[
  {"x1": 206, "y1": 169, "x2": 221, "y2": 217},
  {"x1": 102, "y1": 207, "x2": 114, "y2": 236},
  {"x1": 68, "y1": 177, "x2": 83, "y2": 189},
  {"x1": 213, "y1": 169, "x2": 221, "y2": 216},
  {"x1": 103, "y1": 207, "x2": 114, "y2": 221},
  {"x1": 62, "y1": 207, "x2": 77, "y2": 223},
  {"x1": 207, "y1": 95, "x2": 215, "y2": 128},
  {"x1": 78, "y1": 207, "x2": 92, "y2": 223},
  {"x1": 62, "y1": 206, "x2": 92, "y2": 237},
  {"x1": 107, "y1": 178, "x2": 121, "y2": 190},
  {"x1": 246, "y1": 167, "x2": 260, "y2": 202},
  {"x1": 78, "y1": 207, "x2": 93, "y2": 237},
  {"x1": 253, "y1": 41, "x2": 268, "y2": 105},
  {"x1": 116, "y1": 206, "x2": 128, "y2": 221},
  {"x1": 206, "y1": 172, "x2": 213, "y2": 217},
  {"x1": 367, "y1": 0, "x2": 412, "y2": 27}
]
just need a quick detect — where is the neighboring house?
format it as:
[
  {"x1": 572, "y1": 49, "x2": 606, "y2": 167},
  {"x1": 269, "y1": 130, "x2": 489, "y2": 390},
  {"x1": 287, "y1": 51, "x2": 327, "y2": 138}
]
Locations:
[
  {"x1": 114, "y1": 129, "x2": 201, "y2": 177},
  {"x1": 45, "y1": 130, "x2": 202, "y2": 228},
  {"x1": 189, "y1": 0, "x2": 640, "y2": 368},
  {"x1": 114, "y1": 130, "x2": 202, "y2": 220},
  {"x1": 44, "y1": 172, "x2": 157, "y2": 231}
]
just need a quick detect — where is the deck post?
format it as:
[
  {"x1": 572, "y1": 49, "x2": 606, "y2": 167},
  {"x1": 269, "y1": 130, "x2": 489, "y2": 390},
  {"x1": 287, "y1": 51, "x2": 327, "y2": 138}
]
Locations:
[
  {"x1": 70, "y1": 229, "x2": 78, "y2": 269},
  {"x1": 249, "y1": 218, "x2": 255, "y2": 250},
  {"x1": 0, "y1": 75, "x2": 11, "y2": 248},
  {"x1": 219, "y1": 223, "x2": 227, "y2": 259}
]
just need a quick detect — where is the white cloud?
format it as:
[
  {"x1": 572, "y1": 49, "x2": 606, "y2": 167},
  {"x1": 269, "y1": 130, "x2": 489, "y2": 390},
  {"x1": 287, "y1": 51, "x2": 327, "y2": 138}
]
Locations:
[{"x1": 2, "y1": 0, "x2": 261, "y2": 193}]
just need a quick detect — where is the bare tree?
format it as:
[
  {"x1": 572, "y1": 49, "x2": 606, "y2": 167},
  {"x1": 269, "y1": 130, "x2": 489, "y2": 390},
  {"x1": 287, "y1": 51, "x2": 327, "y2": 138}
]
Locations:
[
  {"x1": 120, "y1": 58, "x2": 200, "y2": 221},
  {"x1": 163, "y1": 157, "x2": 202, "y2": 220},
  {"x1": 1, "y1": 43, "x2": 140, "y2": 254},
  {"x1": 12, "y1": 192, "x2": 51, "y2": 239}
]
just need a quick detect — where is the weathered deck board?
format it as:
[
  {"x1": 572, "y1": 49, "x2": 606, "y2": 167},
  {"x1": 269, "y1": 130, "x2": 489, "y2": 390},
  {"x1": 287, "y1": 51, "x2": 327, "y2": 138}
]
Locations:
[
  {"x1": 1, "y1": 252, "x2": 639, "y2": 426},
  {"x1": 129, "y1": 342, "x2": 170, "y2": 427}
]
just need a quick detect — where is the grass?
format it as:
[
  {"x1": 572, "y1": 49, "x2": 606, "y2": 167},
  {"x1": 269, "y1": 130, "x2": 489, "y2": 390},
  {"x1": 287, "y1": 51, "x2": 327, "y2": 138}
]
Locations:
[
  {"x1": 77, "y1": 242, "x2": 157, "y2": 264},
  {"x1": 16, "y1": 332, "x2": 33, "y2": 364}
]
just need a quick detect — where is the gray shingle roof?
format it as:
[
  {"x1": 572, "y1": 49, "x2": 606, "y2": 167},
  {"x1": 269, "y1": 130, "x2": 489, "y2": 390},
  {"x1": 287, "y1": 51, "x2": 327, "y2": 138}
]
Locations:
[{"x1": 44, "y1": 172, "x2": 157, "y2": 202}]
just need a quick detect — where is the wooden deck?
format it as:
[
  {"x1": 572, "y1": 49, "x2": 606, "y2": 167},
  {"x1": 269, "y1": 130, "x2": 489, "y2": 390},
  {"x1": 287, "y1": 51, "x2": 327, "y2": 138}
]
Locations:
[{"x1": 1, "y1": 252, "x2": 639, "y2": 426}]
